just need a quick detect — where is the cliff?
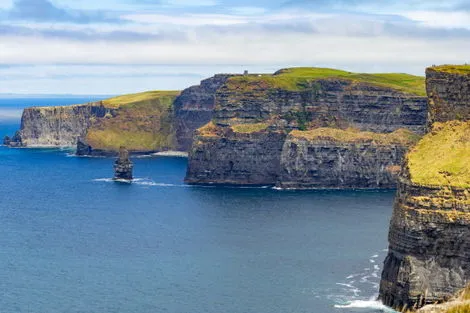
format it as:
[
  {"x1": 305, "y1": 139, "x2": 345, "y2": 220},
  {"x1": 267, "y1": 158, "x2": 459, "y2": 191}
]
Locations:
[
  {"x1": 379, "y1": 121, "x2": 470, "y2": 311},
  {"x1": 77, "y1": 91, "x2": 180, "y2": 156},
  {"x1": 11, "y1": 103, "x2": 111, "y2": 147},
  {"x1": 5, "y1": 74, "x2": 234, "y2": 155},
  {"x1": 278, "y1": 128, "x2": 420, "y2": 189},
  {"x1": 214, "y1": 68, "x2": 427, "y2": 133},
  {"x1": 185, "y1": 122, "x2": 286, "y2": 185},
  {"x1": 379, "y1": 65, "x2": 470, "y2": 311},
  {"x1": 426, "y1": 65, "x2": 470, "y2": 128},
  {"x1": 186, "y1": 67, "x2": 427, "y2": 187},
  {"x1": 173, "y1": 74, "x2": 237, "y2": 151}
]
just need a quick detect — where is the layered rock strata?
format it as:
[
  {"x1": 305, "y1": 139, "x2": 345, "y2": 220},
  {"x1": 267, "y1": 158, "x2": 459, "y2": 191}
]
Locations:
[
  {"x1": 426, "y1": 65, "x2": 470, "y2": 127},
  {"x1": 379, "y1": 119, "x2": 470, "y2": 310},
  {"x1": 186, "y1": 68, "x2": 427, "y2": 187},
  {"x1": 185, "y1": 123, "x2": 286, "y2": 185},
  {"x1": 6, "y1": 75, "x2": 233, "y2": 155},
  {"x1": 278, "y1": 128, "x2": 418, "y2": 189},
  {"x1": 9, "y1": 103, "x2": 110, "y2": 147},
  {"x1": 174, "y1": 74, "x2": 236, "y2": 151},
  {"x1": 215, "y1": 72, "x2": 427, "y2": 134}
]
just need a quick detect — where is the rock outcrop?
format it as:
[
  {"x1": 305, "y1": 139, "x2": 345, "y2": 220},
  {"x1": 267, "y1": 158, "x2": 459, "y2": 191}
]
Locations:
[
  {"x1": 113, "y1": 147, "x2": 133, "y2": 181},
  {"x1": 379, "y1": 65, "x2": 470, "y2": 311},
  {"x1": 186, "y1": 68, "x2": 427, "y2": 187},
  {"x1": 173, "y1": 74, "x2": 236, "y2": 151}
]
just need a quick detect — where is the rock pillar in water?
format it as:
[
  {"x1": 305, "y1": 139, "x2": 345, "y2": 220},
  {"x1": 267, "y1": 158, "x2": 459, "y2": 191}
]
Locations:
[{"x1": 113, "y1": 146, "x2": 133, "y2": 181}]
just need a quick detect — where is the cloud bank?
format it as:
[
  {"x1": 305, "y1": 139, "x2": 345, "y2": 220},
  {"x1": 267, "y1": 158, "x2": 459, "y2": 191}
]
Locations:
[{"x1": 0, "y1": 0, "x2": 469, "y2": 94}]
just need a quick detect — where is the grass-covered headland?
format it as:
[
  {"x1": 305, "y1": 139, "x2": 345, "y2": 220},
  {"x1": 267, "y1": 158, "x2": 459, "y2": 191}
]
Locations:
[
  {"x1": 86, "y1": 90, "x2": 180, "y2": 152},
  {"x1": 226, "y1": 67, "x2": 426, "y2": 96}
]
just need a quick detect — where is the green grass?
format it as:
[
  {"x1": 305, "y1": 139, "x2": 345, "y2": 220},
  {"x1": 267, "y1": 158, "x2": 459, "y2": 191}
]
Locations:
[
  {"x1": 231, "y1": 123, "x2": 269, "y2": 133},
  {"x1": 86, "y1": 91, "x2": 180, "y2": 152},
  {"x1": 290, "y1": 127, "x2": 421, "y2": 145},
  {"x1": 408, "y1": 121, "x2": 470, "y2": 188},
  {"x1": 428, "y1": 65, "x2": 470, "y2": 76},
  {"x1": 102, "y1": 90, "x2": 180, "y2": 108},
  {"x1": 226, "y1": 67, "x2": 426, "y2": 96}
]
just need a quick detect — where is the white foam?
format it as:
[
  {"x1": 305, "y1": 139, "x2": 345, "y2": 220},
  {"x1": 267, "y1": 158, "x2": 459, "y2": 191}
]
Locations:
[
  {"x1": 371, "y1": 254, "x2": 379, "y2": 258},
  {"x1": 153, "y1": 151, "x2": 189, "y2": 158},
  {"x1": 335, "y1": 300, "x2": 397, "y2": 312},
  {"x1": 93, "y1": 178, "x2": 114, "y2": 182}
]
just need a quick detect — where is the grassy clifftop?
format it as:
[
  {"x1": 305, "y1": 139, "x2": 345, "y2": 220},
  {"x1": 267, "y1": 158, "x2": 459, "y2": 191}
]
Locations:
[
  {"x1": 226, "y1": 67, "x2": 425, "y2": 96},
  {"x1": 408, "y1": 121, "x2": 470, "y2": 188},
  {"x1": 101, "y1": 90, "x2": 179, "y2": 108},
  {"x1": 428, "y1": 65, "x2": 470, "y2": 76},
  {"x1": 85, "y1": 90, "x2": 180, "y2": 152},
  {"x1": 290, "y1": 127, "x2": 420, "y2": 145}
]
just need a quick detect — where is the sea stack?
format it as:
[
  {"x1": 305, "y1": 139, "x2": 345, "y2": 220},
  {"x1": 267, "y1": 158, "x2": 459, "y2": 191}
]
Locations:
[{"x1": 113, "y1": 146, "x2": 133, "y2": 181}]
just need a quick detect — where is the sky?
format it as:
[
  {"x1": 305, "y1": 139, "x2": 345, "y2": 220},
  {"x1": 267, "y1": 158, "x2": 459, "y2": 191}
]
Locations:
[{"x1": 0, "y1": 0, "x2": 469, "y2": 94}]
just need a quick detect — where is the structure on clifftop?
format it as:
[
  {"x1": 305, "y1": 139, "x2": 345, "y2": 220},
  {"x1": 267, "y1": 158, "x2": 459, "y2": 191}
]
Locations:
[
  {"x1": 113, "y1": 147, "x2": 133, "y2": 181},
  {"x1": 379, "y1": 65, "x2": 470, "y2": 311}
]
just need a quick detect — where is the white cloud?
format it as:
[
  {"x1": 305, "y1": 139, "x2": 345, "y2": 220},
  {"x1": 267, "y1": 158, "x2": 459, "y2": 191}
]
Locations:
[
  {"x1": 2, "y1": 7, "x2": 470, "y2": 94},
  {"x1": 401, "y1": 11, "x2": 470, "y2": 29}
]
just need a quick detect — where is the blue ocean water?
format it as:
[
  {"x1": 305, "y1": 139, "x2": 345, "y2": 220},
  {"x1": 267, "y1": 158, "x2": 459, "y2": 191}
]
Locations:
[{"x1": 0, "y1": 98, "x2": 395, "y2": 313}]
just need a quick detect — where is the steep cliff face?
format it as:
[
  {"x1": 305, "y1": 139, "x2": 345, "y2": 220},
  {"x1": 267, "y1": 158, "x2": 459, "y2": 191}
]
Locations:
[
  {"x1": 426, "y1": 65, "x2": 470, "y2": 127},
  {"x1": 278, "y1": 128, "x2": 419, "y2": 189},
  {"x1": 215, "y1": 69, "x2": 427, "y2": 134},
  {"x1": 173, "y1": 74, "x2": 237, "y2": 151},
  {"x1": 186, "y1": 68, "x2": 427, "y2": 187},
  {"x1": 185, "y1": 122, "x2": 286, "y2": 185},
  {"x1": 13, "y1": 103, "x2": 110, "y2": 147},
  {"x1": 379, "y1": 121, "x2": 470, "y2": 311}
]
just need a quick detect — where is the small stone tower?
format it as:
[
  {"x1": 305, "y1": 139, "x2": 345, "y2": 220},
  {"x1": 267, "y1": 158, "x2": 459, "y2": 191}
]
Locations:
[{"x1": 113, "y1": 146, "x2": 133, "y2": 181}]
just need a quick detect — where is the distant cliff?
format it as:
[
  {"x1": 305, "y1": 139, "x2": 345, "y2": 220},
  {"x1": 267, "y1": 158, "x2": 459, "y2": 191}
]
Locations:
[
  {"x1": 186, "y1": 67, "x2": 427, "y2": 188},
  {"x1": 12, "y1": 103, "x2": 111, "y2": 147},
  {"x1": 379, "y1": 65, "x2": 470, "y2": 311},
  {"x1": 77, "y1": 91, "x2": 179, "y2": 156},
  {"x1": 5, "y1": 75, "x2": 231, "y2": 155}
]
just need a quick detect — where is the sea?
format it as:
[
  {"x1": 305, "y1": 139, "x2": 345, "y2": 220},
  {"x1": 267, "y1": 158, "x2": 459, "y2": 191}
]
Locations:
[{"x1": 0, "y1": 97, "x2": 397, "y2": 313}]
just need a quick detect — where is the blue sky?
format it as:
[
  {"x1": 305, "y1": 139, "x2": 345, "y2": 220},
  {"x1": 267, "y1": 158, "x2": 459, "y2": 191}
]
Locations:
[{"x1": 0, "y1": 0, "x2": 469, "y2": 94}]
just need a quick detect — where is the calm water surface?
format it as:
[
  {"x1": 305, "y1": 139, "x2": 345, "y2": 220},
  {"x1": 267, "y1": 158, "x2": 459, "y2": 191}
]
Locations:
[{"x1": 0, "y1": 98, "x2": 395, "y2": 313}]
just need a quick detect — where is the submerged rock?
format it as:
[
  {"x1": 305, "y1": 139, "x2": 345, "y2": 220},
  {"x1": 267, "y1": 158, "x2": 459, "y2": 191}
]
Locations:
[
  {"x1": 3, "y1": 136, "x2": 10, "y2": 146},
  {"x1": 4, "y1": 131, "x2": 23, "y2": 147},
  {"x1": 113, "y1": 147, "x2": 133, "y2": 181}
]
